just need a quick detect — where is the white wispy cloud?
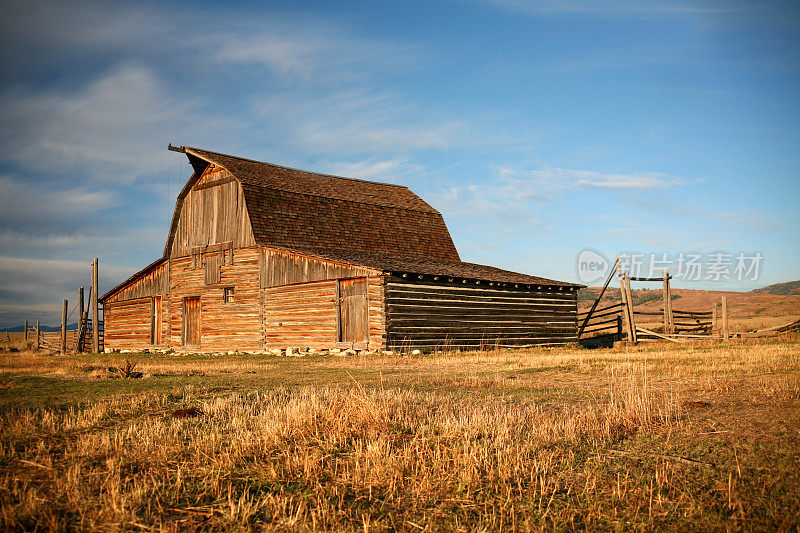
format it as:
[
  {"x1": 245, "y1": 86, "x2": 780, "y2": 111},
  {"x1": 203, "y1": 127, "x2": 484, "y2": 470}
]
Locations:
[
  {"x1": 211, "y1": 26, "x2": 415, "y2": 83},
  {"x1": 325, "y1": 157, "x2": 425, "y2": 183},
  {"x1": 429, "y1": 166, "x2": 687, "y2": 226},
  {"x1": 498, "y1": 166, "x2": 684, "y2": 191},
  {"x1": 0, "y1": 65, "x2": 223, "y2": 183},
  {"x1": 253, "y1": 89, "x2": 480, "y2": 154},
  {"x1": 0, "y1": 175, "x2": 117, "y2": 230}
]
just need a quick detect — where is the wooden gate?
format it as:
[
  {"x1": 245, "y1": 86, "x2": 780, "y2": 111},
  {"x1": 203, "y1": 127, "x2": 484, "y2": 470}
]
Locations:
[
  {"x1": 338, "y1": 278, "x2": 368, "y2": 347},
  {"x1": 182, "y1": 297, "x2": 201, "y2": 347}
]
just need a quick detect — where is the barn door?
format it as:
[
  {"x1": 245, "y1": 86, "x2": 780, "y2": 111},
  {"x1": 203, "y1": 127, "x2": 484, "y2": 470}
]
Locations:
[
  {"x1": 338, "y1": 278, "x2": 368, "y2": 347},
  {"x1": 182, "y1": 297, "x2": 201, "y2": 347}
]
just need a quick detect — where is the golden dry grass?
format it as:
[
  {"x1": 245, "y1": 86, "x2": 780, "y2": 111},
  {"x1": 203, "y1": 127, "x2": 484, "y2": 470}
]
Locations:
[{"x1": 1, "y1": 338, "x2": 799, "y2": 531}]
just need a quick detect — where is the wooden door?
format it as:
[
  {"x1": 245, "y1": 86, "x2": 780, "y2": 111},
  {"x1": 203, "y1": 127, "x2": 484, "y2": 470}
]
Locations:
[
  {"x1": 338, "y1": 278, "x2": 368, "y2": 345},
  {"x1": 182, "y1": 297, "x2": 201, "y2": 347},
  {"x1": 150, "y1": 296, "x2": 162, "y2": 345}
]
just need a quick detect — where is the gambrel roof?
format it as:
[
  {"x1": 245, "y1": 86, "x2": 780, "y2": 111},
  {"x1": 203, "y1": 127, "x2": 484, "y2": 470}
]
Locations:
[
  {"x1": 169, "y1": 146, "x2": 460, "y2": 264},
  {"x1": 159, "y1": 146, "x2": 581, "y2": 288}
]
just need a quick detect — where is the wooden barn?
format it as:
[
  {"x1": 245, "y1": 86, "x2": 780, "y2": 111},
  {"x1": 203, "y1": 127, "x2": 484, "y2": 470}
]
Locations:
[{"x1": 100, "y1": 146, "x2": 583, "y2": 352}]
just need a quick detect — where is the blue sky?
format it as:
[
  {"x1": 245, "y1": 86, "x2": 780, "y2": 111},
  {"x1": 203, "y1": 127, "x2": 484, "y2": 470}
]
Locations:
[{"x1": 0, "y1": 0, "x2": 798, "y2": 327}]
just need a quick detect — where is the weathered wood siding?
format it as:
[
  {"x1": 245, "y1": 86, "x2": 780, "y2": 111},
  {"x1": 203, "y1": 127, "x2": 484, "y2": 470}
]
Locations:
[
  {"x1": 170, "y1": 166, "x2": 255, "y2": 258},
  {"x1": 104, "y1": 297, "x2": 160, "y2": 350},
  {"x1": 168, "y1": 247, "x2": 262, "y2": 351},
  {"x1": 260, "y1": 248, "x2": 374, "y2": 288},
  {"x1": 263, "y1": 276, "x2": 386, "y2": 350},
  {"x1": 384, "y1": 276, "x2": 578, "y2": 349},
  {"x1": 104, "y1": 261, "x2": 169, "y2": 303}
]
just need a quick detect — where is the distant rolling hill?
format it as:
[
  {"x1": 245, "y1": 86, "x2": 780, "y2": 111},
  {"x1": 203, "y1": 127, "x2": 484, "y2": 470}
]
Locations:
[
  {"x1": 3, "y1": 323, "x2": 79, "y2": 332},
  {"x1": 751, "y1": 280, "x2": 800, "y2": 296},
  {"x1": 579, "y1": 281, "x2": 800, "y2": 318}
]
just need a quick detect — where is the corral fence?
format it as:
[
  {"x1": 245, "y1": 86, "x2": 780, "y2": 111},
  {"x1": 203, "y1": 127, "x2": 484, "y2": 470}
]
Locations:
[
  {"x1": 2, "y1": 258, "x2": 104, "y2": 354},
  {"x1": 578, "y1": 257, "x2": 735, "y2": 346}
]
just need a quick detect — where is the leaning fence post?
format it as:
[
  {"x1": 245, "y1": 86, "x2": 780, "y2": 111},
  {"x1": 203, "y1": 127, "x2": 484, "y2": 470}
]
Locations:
[
  {"x1": 35, "y1": 321, "x2": 40, "y2": 350},
  {"x1": 721, "y1": 296, "x2": 729, "y2": 340},
  {"x1": 24, "y1": 320, "x2": 28, "y2": 342}
]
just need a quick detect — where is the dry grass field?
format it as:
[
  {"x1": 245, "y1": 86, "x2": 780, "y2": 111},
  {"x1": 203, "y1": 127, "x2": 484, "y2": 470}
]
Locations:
[{"x1": 1, "y1": 339, "x2": 799, "y2": 531}]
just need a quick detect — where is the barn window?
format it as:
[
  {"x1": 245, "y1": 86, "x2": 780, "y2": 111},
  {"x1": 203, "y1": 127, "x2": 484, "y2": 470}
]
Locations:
[{"x1": 223, "y1": 286, "x2": 235, "y2": 303}]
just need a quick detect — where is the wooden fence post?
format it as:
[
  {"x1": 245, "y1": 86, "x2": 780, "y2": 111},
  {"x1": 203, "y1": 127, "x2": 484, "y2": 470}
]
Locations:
[
  {"x1": 35, "y1": 321, "x2": 40, "y2": 350},
  {"x1": 721, "y1": 296, "x2": 729, "y2": 340},
  {"x1": 617, "y1": 263, "x2": 633, "y2": 342},
  {"x1": 91, "y1": 258, "x2": 99, "y2": 353},
  {"x1": 79, "y1": 286, "x2": 84, "y2": 317},
  {"x1": 61, "y1": 299, "x2": 68, "y2": 354},
  {"x1": 711, "y1": 304, "x2": 718, "y2": 337},
  {"x1": 662, "y1": 269, "x2": 669, "y2": 333},
  {"x1": 625, "y1": 272, "x2": 637, "y2": 344},
  {"x1": 24, "y1": 320, "x2": 28, "y2": 342},
  {"x1": 665, "y1": 273, "x2": 674, "y2": 334}
]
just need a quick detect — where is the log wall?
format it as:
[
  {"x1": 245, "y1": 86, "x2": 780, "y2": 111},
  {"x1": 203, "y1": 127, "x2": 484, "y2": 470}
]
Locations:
[
  {"x1": 103, "y1": 261, "x2": 169, "y2": 350},
  {"x1": 168, "y1": 246, "x2": 262, "y2": 351},
  {"x1": 263, "y1": 280, "x2": 338, "y2": 348},
  {"x1": 103, "y1": 297, "x2": 158, "y2": 350},
  {"x1": 262, "y1": 276, "x2": 386, "y2": 350},
  {"x1": 384, "y1": 276, "x2": 578, "y2": 349}
]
